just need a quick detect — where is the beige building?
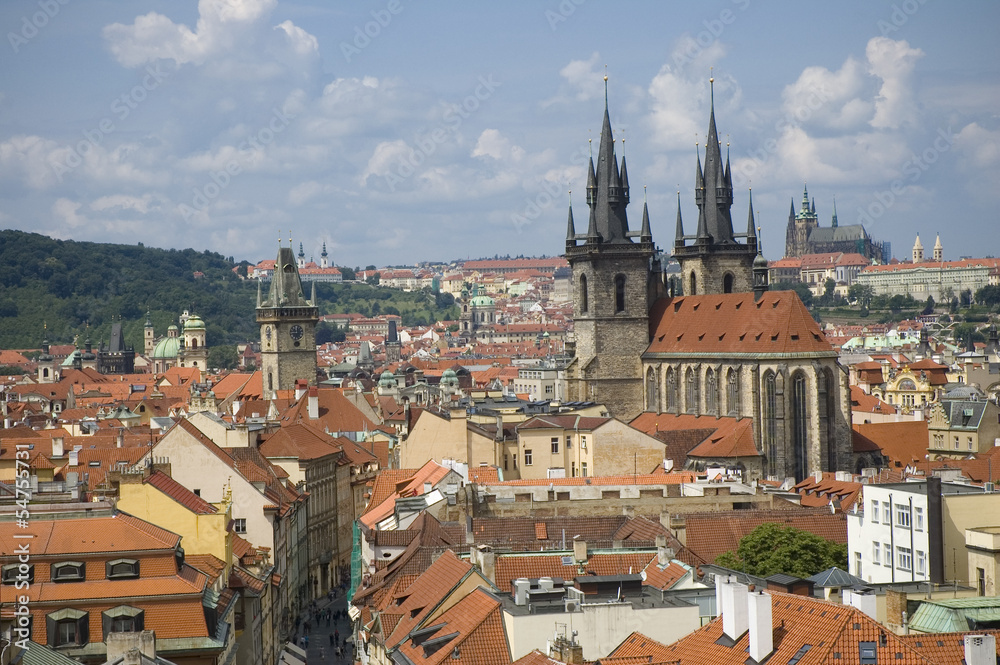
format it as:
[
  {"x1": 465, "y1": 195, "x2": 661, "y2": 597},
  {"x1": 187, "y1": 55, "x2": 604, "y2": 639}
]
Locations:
[
  {"x1": 927, "y1": 399, "x2": 1000, "y2": 459},
  {"x1": 966, "y1": 526, "x2": 1000, "y2": 596},
  {"x1": 398, "y1": 406, "x2": 499, "y2": 470}
]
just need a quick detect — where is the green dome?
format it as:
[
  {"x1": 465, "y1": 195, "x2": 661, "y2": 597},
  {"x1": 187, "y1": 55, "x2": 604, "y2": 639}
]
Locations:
[
  {"x1": 152, "y1": 336, "x2": 181, "y2": 359},
  {"x1": 184, "y1": 314, "x2": 205, "y2": 330},
  {"x1": 378, "y1": 370, "x2": 397, "y2": 388},
  {"x1": 753, "y1": 253, "x2": 769, "y2": 268},
  {"x1": 470, "y1": 295, "x2": 495, "y2": 307},
  {"x1": 442, "y1": 368, "x2": 457, "y2": 378}
]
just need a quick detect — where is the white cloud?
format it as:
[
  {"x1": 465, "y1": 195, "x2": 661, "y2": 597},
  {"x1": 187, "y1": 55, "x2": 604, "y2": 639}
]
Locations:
[
  {"x1": 781, "y1": 57, "x2": 872, "y2": 131},
  {"x1": 90, "y1": 193, "x2": 161, "y2": 214},
  {"x1": 954, "y1": 122, "x2": 1000, "y2": 168},
  {"x1": 288, "y1": 180, "x2": 325, "y2": 206},
  {"x1": 360, "y1": 140, "x2": 412, "y2": 183},
  {"x1": 472, "y1": 129, "x2": 524, "y2": 162},
  {"x1": 867, "y1": 37, "x2": 924, "y2": 129}
]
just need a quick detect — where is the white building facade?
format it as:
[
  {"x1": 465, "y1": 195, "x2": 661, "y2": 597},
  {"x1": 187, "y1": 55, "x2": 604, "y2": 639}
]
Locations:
[{"x1": 848, "y1": 483, "x2": 931, "y2": 584}]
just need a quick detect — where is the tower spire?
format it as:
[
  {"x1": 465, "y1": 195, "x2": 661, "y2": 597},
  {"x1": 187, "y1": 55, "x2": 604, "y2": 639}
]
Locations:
[
  {"x1": 565, "y1": 189, "x2": 577, "y2": 249},
  {"x1": 639, "y1": 186, "x2": 651, "y2": 244},
  {"x1": 831, "y1": 197, "x2": 838, "y2": 228},
  {"x1": 746, "y1": 189, "x2": 757, "y2": 239},
  {"x1": 674, "y1": 190, "x2": 685, "y2": 247}
]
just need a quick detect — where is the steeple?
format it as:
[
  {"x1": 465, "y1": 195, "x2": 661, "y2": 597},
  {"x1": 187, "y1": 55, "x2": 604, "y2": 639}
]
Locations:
[
  {"x1": 674, "y1": 191, "x2": 685, "y2": 248},
  {"x1": 746, "y1": 189, "x2": 757, "y2": 239},
  {"x1": 583, "y1": 73, "x2": 631, "y2": 244},
  {"x1": 695, "y1": 75, "x2": 735, "y2": 244},
  {"x1": 320, "y1": 241, "x2": 329, "y2": 269},
  {"x1": 639, "y1": 196, "x2": 652, "y2": 244},
  {"x1": 831, "y1": 198, "x2": 839, "y2": 228},
  {"x1": 933, "y1": 233, "x2": 943, "y2": 262},
  {"x1": 789, "y1": 198, "x2": 795, "y2": 218},
  {"x1": 297, "y1": 242, "x2": 306, "y2": 269},
  {"x1": 565, "y1": 193, "x2": 577, "y2": 250},
  {"x1": 262, "y1": 246, "x2": 314, "y2": 308}
]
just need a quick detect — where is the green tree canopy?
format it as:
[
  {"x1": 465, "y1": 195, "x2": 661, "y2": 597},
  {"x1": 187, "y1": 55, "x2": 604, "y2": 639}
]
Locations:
[{"x1": 715, "y1": 522, "x2": 848, "y2": 578}]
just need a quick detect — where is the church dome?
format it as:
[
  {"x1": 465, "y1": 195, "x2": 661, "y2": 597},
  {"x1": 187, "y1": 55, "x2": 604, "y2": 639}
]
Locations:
[
  {"x1": 183, "y1": 314, "x2": 205, "y2": 331},
  {"x1": 754, "y1": 253, "x2": 769, "y2": 269},
  {"x1": 378, "y1": 370, "x2": 397, "y2": 387},
  {"x1": 152, "y1": 336, "x2": 181, "y2": 359},
  {"x1": 470, "y1": 294, "x2": 495, "y2": 307}
]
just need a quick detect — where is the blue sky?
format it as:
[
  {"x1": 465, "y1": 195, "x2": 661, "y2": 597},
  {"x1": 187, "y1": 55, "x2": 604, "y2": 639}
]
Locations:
[{"x1": 1, "y1": 0, "x2": 998, "y2": 267}]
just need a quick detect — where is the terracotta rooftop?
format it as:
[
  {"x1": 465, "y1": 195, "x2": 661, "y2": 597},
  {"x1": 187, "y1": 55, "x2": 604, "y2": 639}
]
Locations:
[
  {"x1": 684, "y1": 508, "x2": 847, "y2": 564},
  {"x1": 494, "y1": 551, "x2": 656, "y2": 592},
  {"x1": 0, "y1": 512, "x2": 180, "y2": 556},
  {"x1": 645, "y1": 292, "x2": 835, "y2": 357},
  {"x1": 852, "y1": 421, "x2": 929, "y2": 468},
  {"x1": 144, "y1": 470, "x2": 218, "y2": 515}
]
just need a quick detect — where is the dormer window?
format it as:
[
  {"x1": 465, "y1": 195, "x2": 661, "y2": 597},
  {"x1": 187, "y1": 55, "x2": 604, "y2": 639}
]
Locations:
[
  {"x1": 51, "y1": 562, "x2": 85, "y2": 582},
  {"x1": 106, "y1": 558, "x2": 140, "y2": 580},
  {"x1": 46, "y1": 608, "x2": 88, "y2": 647},
  {"x1": 2, "y1": 563, "x2": 33, "y2": 585},
  {"x1": 102, "y1": 606, "x2": 144, "y2": 637}
]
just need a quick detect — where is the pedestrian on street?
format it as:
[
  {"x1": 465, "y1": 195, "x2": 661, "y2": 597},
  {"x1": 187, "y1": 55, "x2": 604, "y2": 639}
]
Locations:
[
  {"x1": 304, "y1": 635, "x2": 309, "y2": 648},
  {"x1": 319, "y1": 647, "x2": 325, "y2": 660},
  {"x1": 329, "y1": 633, "x2": 334, "y2": 647}
]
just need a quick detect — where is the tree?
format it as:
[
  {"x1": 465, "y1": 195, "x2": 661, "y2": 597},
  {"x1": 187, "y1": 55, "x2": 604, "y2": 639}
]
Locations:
[
  {"x1": 847, "y1": 284, "x2": 873, "y2": 308},
  {"x1": 921, "y1": 295, "x2": 935, "y2": 316},
  {"x1": 960, "y1": 289, "x2": 973, "y2": 307},
  {"x1": 338, "y1": 266, "x2": 356, "y2": 281},
  {"x1": 975, "y1": 285, "x2": 1000, "y2": 307},
  {"x1": 365, "y1": 272, "x2": 381, "y2": 286},
  {"x1": 206, "y1": 345, "x2": 237, "y2": 371},
  {"x1": 714, "y1": 522, "x2": 848, "y2": 578},
  {"x1": 823, "y1": 278, "x2": 836, "y2": 303}
]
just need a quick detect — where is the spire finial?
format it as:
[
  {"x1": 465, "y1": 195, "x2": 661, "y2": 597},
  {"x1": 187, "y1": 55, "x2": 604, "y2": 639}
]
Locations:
[
  {"x1": 709, "y1": 67, "x2": 715, "y2": 108},
  {"x1": 588, "y1": 131, "x2": 592, "y2": 157},
  {"x1": 643, "y1": 184, "x2": 647, "y2": 202},
  {"x1": 604, "y1": 64, "x2": 608, "y2": 106}
]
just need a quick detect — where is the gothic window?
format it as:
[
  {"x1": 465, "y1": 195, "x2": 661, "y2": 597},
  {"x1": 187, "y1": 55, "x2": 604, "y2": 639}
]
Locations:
[
  {"x1": 825, "y1": 367, "x2": 837, "y2": 471},
  {"x1": 666, "y1": 367, "x2": 678, "y2": 413},
  {"x1": 646, "y1": 367, "x2": 658, "y2": 412},
  {"x1": 705, "y1": 368, "x2": 717, "y2": 415},
  {"x1": 723, "y1": 273, "x2": 734, "y2": 294},
  {"x1": 615, "y1": 274, "x2": 626, "y2": 313},
  {"x1": 763, "y1": 372, "x2": 777, "y2": 477},
  {"x1": 689, "y1": 271, "x2": 697, "y2": 296},
  {"x1": 727, "y1": 368, "x2": 739, "y2": 416},
  {"x1": 580, "y1": 274, "x2": 589, "y2": 313},
  {"x1": 685, "y1": 367, "x2": 699, "y2": 415},
  {"x1": 792, "y1": 372, "x2": 809, "y2": 482}
]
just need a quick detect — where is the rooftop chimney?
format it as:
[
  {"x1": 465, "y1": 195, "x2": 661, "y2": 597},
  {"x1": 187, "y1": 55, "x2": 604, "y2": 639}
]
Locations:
[
  {"x1": 294, "y1": 379, "x2": 307, "y2": 401},
  {"x1": 573, "y1": 538, "x2": 587, "y2": 563},
  {"x1": 721, "y1": 580, "x2": 749, "y2": 641},
  {"x1": 68, "y1": 448, "x2": 79, "y2": 467},
  {"x1": 52, "y1": 436, "x2": 65, "y2": 457},
  {"x1": 747, "y1": 591, "x2": 774, "y2": 663},
  {"x1": 964, "y1": 634, "x2": 996, "y2": 665},
  {"x1": 513, "y1": 578, "x2": 530, "y2": 606},
  {"x1": 307, "y1": 386, "x2": 319, "y2": 420}
]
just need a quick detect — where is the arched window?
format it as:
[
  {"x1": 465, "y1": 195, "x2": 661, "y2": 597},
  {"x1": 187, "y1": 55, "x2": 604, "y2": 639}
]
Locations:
[
  {"x1": 825, "y1": 367, "x2": 838, "y2": 471},
  {"x1": 190, "y1": 338, "x2": 198, "y2": 349},
  {"x1": 580, "y1": 274, "x2": 589, "y2": 313},
  {"x1": 792, "y1": 372, "x2": 809, "y2": 482},
  {"x1": 615, "y1": 274, "x2": 626, "y2": 313},
  {"x1": 763, "y1": 372, "x2": 777, "y2": 478},
  {"x1": 705, "y1": 368, "x2": 717, "y2": 415},
  {"x1": 689, "y1": 271, "x2": 697, "y2": 296},
  {"x1": 43, "y1": 368, "x2": 49, "y2": 378},
  {"x1": 727, "y1": 368, "x2": 739, "y2": 416},
  {"x1": 723, "y1": 273, "x2": 734, "y2": 293},
  {"x1": 685, "y1": 367, "x2": 699, "y2": 414},
  {"x1": 666, "y1": 367, "x2": 678, "y2": 412},
  {"x1": 645, "y1": 367, "x2": 658, "y2": 412}
]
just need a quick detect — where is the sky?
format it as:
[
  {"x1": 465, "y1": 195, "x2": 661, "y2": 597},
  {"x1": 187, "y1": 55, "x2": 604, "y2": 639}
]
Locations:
[{"x1": 1, "y1": 0, "x2": 998, "y2": 268}]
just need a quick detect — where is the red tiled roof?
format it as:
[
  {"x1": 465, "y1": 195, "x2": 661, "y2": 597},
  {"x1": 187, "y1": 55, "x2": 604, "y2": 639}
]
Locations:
[
  {"x1": 144, "y1": 470, "x2": 218, "y2": 515},
  {"x1": 494, "y1": 552, "x2": 655, "y2": 592},
  {"x1": 646, "y1": 292, "x2": 834, "y2": 356},
  {"x1": 684, "y1": 508, "x2": 847, "y2": 564},
  {"x1": 852, "y1": 421, "x2": 929, "y2": 468}
]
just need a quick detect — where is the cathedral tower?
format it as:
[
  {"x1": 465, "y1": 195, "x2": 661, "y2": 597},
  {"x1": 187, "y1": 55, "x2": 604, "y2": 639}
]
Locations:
[
  {"x1": 256, "y1": 244, "x2": 319, "y2": 399},
  {"x1": 673, "y1": 78, "x2": 757, "y2": 295},
  {"x1": 912, "y1": 234, "x2": 924, "y2": 263},
  {"x1": 564, "y1": 79, "x2": 661, "y2": 419}
]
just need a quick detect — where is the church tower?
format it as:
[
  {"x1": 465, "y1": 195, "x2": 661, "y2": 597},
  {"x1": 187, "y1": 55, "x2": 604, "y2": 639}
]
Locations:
[
  {"x1": 932, "y1": 233, "x2": 943, "y2": 262},
  {"x1": 564, "y1": 77, "x2": 661, "y2": 419},
  {"x1": 912, "y1": 234, "x2": 924, "y2": 263},
  {"x1": 673, "y1": 78, "x2": 757, "y2": 295},
  {"x1": 256, "y1": 243, "x2": 319, "y2": 399},
  {"x1": 783, "y1": 185, "x2": 818, "y2": 258}
]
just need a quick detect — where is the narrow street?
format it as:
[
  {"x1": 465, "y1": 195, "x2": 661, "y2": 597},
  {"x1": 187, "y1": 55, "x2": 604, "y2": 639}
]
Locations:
[{"x1": 293, "y1": 589, "x2": 354, "y2": 664}]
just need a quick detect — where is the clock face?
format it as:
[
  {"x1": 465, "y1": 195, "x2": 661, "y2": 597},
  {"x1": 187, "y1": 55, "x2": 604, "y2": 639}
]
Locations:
[
  {"x1": 289, "y1": 325, "x2": 304, "y2": 341},
  {"x1": 264, "y1": 326, "x2": 272, "y2": 342}
]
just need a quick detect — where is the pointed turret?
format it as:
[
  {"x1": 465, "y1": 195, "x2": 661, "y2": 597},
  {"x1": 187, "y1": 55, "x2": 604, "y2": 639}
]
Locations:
[
  {"x1": 695, "y1": 76, "x2": 735, "y2": 244},
  {"x1": 320, "y1": 241, "x2": 329, "y2": 268},
  {"x1": 310, "y1": 280, "x2": 316, "y2": 305},
  {"x1": 811, "y1": 198, "x2": 816, "y2": 215},
  {"x1": 789, "y1": 198, "x2": 796, "y2": 219},
  {"x1": 586, "y1": 156, "x2": 597, "y2": 206},
  {"x1": 746, "y1": 189, "x2": 757, "y2": 239},
  {"x1": 620, "y1": 155, "x2": 630, "y2": 203},
  {"x1": 933, "y1": 233, "x2": 943, "y2": 262},
  {"x1": 565, "y1": 197, "x2": 577, "y2": 250},
  {"x1": 831, "y1": 198, "x2": 839, "y2": 228},
  {"x1": 256, "y1": 279, "x2": 262, "y2": 307},
  {"x1": 585, "y1": 79, "x2": 631, "y2": 243},
  {"x1": 262, "y1": 246, "x2": 311, "y2": 307},
  {"x1": 674, "y1": 192, "x2": 685, "y2": 248},
  {"x1": 639, "y1": 200, "x2": 652, "y2": 244}
]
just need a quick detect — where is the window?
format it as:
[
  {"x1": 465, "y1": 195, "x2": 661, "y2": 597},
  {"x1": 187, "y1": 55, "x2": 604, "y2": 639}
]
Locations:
[
  {"x1": 102, "y1": 606, "x2": 144, "y2": 638},
  {"x1": 968, "y1": 437, "x2": 974, "y2": 451},
  {"x1": 580, "y1": 436, "x2": 587, "y2": 450},
  {"x1": 873, "y1": 542, "x2": 881, "y2": 565},
  {"x1": 524, "y1": 449, "x2": 533, "y2": 466},
  {"x1": 551, "y1": 438, "x2": 559, "y2": 455},
  {"x1": 686, "y1": 368, "x2": 699, "y2": 415},
  {"x1": 46, "y1": 609, "x2": 88, "y2": 647},
  {"x1": 884, "y1": 543, "x2": 891, "y2": 565},
  {"x1": 503, "y1": 454, "x2": 508, "y2": 471},
  {"x1": 895, "y1": 504, "x2": 911, "y2": 528},
  {"x1": 979, "y1": 567, "x2": 987, "y2": 596},
  {"x1": 896, "y1": 546, "x2": 912, "y2": 571},
  {"x1": 233, "y1": 518, "x2": 247, "y2": 534},
  {"x1": 666, "y1": 367, "x2": 678, "y2": 412},
  {"x1": 763, "y1": 372, "x2": 777, "y2": 477},
  {"x1": 513, "y1": 453, "x2": 518, "y2": 469},
  {"x1": 726, "y1": 369, "x2": 739, "y2": 416},
  {"x1": 565, "y1": 435, "x2": 571, "y2": 449},
  {"x1": 915, "y1": 550, "x2": 925, "y2": 576},
  {"x1": 614, "y1": 274, "x2": 626, "y2": 313},
  {"x1": 854, "y1": 552, "x2": 862, "y2": 578},
  {"x1": 915, "y1": 506, "x2": 924, "y2": 531},
  {"x1": 51, "y1": 562, "x2": 85, "y2": 582},
  {"x1": 882, "y1": 502, "x2": 891, "y2": 524},
  {"x1": 791, "y1": 373, "x2": 809, "y2": 481},
  {"x1": 2, "y1": 563, "x2": 33, "y2": 585},
  {"x1": 870, "y1": 500, "x2": 879, "y2": 523},
  {"x1": 581, "y1": 462, "x2": 587, "y2": 477},
  {"x1": 106, "y1": 559, "x2": 139, "y2": 580}
]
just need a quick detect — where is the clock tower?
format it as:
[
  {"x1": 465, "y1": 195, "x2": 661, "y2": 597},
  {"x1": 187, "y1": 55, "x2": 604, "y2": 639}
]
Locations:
[{"x1": 256, "y1": 244, "x2": 319, "y2": 398}]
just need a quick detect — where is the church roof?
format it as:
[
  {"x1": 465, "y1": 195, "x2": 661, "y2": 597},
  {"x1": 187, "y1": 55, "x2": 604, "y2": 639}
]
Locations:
[
  {"x1": 644, "y1": 291, "x2": 835, "y2": 357},
  {"x1": 807, "y1": 224, "x2": 869, "y2": 243}
]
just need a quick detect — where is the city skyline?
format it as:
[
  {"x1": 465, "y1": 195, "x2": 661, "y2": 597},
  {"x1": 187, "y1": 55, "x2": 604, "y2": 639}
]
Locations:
[{"x1": 0, "y1": 0, "x2": 997, "y2": 266}]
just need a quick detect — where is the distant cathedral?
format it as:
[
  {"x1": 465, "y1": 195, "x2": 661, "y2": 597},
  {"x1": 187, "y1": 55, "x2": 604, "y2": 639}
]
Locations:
[
  {"x1": 784, "y1": 185, "x2": 887, "y2": 262},
  {"x1": 564, "y1": 77, "x2": 852, "y2": 482}
]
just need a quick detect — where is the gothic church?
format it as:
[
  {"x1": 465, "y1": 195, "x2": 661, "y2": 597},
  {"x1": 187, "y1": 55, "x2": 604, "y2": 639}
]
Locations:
[{"x1": 564, "y1": 80, "x2": 852, "y2": 482}]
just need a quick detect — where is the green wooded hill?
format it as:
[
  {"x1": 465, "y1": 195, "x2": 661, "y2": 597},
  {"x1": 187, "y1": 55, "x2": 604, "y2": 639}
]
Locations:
[{"x1": 0, "y1": 231, "x2": 458, "y2": 353}]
